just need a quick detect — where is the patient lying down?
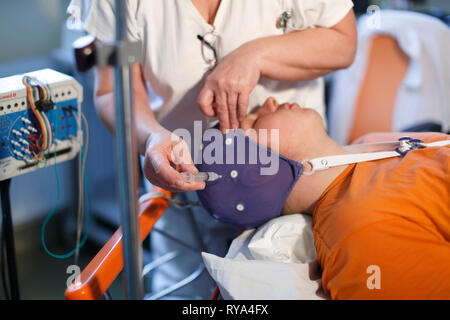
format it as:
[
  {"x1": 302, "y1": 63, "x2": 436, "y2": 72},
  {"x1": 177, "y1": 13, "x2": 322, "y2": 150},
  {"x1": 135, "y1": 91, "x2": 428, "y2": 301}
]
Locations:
[{"x1": 198, "y1": 97, "x2": 450, "y2": 299}]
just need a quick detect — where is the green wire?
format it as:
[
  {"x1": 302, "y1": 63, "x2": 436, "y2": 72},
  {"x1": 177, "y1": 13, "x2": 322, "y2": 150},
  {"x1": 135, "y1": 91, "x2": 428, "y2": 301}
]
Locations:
[{"x1": 40, "y1": 106, "x2": 91, "y2": 259}]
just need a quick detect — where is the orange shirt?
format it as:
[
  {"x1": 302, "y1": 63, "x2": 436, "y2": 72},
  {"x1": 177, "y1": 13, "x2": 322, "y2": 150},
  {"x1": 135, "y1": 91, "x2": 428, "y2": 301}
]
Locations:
[{"x1": 313, "y1": 133, "x2": 450, "y2": 299}]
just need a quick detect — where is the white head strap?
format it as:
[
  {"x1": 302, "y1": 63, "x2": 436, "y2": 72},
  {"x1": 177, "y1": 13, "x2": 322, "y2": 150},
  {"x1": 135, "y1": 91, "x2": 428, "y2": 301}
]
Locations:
[{"x1": 302, "y1": 138, "x2": 450, "y2": 176}]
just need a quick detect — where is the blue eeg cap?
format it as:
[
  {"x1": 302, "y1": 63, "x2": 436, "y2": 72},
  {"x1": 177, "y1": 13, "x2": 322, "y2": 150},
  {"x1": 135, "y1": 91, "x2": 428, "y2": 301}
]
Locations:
[{"x1": 197, "y1": 129, "x2": 303, "y2": 229}]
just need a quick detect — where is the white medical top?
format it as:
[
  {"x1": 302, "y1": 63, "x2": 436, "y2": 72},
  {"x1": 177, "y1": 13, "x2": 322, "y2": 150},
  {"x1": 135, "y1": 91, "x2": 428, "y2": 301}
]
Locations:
[{"x1": 82, "y1": 0, "x2": 353, "y2": 133}]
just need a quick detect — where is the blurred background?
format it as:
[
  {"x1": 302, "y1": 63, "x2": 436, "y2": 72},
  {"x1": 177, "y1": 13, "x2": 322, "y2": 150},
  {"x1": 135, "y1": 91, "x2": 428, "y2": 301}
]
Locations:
[
  {"x1": 0, "y1": 0, "x2": 448, "y2": 300},
  {"x1": 0, "y1": 0, "x2": 124, "y2": 300}
]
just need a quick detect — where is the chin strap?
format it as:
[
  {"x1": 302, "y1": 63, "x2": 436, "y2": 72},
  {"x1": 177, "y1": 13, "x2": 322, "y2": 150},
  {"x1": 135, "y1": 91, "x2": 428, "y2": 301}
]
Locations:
[{"x1": 302, "y1": 137, "x2": 450, "y2": 176}]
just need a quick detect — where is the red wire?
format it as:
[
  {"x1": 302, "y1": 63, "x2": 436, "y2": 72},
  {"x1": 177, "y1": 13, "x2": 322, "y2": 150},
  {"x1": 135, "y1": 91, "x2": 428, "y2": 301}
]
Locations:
[{"x1": 211, "y1": 286, "x2": 220, "y2": 300}]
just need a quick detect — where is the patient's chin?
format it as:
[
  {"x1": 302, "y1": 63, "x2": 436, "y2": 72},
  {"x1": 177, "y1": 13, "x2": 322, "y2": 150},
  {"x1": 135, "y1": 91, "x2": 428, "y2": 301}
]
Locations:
[
  {"x1": 281, "y1": 197, "x2": 297, "y2": 215},
  {"x1": 281, "y1": 190, "x2": 312, "y2": 216}
]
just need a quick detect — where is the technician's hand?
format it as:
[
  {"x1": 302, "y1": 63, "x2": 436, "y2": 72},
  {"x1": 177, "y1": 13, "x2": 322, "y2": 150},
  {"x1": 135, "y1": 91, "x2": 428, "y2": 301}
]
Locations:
[
  {"x1": 198, "y1": 44, "x2": 261, "y2": 132},
  {"x1": 143, "y1": 129, "x2": 205, "y2": 192}
]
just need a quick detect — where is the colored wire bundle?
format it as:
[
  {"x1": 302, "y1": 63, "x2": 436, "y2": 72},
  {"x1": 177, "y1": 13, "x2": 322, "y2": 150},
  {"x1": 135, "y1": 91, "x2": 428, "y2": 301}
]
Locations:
[
  {"x1": 22, "y1": 75, "x2": 92, "y2": 262},
  {"x1": 21, "y1": 76, "x2": 93, "y2": 265},
  {"x1": 21, "y1": 76, "x2": 53, "y2": 158}
]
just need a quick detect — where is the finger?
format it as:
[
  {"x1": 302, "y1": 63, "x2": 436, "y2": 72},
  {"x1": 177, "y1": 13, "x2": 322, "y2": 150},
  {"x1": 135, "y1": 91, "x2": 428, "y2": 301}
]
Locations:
[
  {"x1": 152, "y1": 152, "x2": 205, "y2": 192},
  {"x1": 179, "y1": 180, "x2": 206, "y2": 192},
  {"x1": 160, "y1": 177, "x2": 205, "y2": 192},
  {"x1": 169, "y1": 171, "x2": 206, "y2": 192},
  {"x1": 198, "y1": 87, "x2": 216, "y2": 117},
  {"x1": 170, "y1": 140, "x2": 193, "y2": 167},
  {"x1": 237, "y1": 91, "x2": 250, "y2": 122},
  {"x1": 149, "y1": 153, "x2": 186, "y2": 191},
  {"x1": 215, "y1": 90, "x2": 230, "y2": 133},
  {"x1": 179, "y1": 162, "x2": 199, "y2": 175},
  {"x1": 227, "y1": 91, "x2": 239, "y2": 130},
  {"x1": 171, "y1": 141, "x2": 199, "y2": 174}
]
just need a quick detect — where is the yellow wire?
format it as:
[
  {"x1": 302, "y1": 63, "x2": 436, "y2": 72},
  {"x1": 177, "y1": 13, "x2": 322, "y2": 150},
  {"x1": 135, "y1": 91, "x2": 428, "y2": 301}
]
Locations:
[{"x1": 23, "y1": 77, "x2": 48, "y2": 151}]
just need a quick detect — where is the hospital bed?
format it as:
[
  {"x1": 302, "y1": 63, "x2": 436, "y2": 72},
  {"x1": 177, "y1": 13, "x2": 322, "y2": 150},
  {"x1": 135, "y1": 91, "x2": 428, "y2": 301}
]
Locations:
[{"x1": 64, "y1": 186, "x2": 322, "y2": 300}]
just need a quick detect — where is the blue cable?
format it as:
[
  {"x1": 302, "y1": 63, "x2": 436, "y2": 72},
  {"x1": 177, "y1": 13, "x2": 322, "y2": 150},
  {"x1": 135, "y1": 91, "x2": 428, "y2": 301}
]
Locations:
[{"x1": 41, "y1": 107, "x2": 91, "y2": 259}]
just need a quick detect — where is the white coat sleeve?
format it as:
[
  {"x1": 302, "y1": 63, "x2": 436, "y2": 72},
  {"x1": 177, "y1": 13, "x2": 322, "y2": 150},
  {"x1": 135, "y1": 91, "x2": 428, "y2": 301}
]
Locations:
[
  {"x1": 282, "y1": 0, "x2": 354, "y2": 30},
  {"x1": 82, "y1": 0, "x2": 141, "y2": 42}
]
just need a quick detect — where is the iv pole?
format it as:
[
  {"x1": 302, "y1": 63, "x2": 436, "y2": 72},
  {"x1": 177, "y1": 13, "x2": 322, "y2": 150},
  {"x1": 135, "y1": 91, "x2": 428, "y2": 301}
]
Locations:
[
  {"x1": 73, "y1": 1, "x2": 144, "y2": 299},
  {"x1": 112, "y1": 0, "x2": 143, "y2": 300}
]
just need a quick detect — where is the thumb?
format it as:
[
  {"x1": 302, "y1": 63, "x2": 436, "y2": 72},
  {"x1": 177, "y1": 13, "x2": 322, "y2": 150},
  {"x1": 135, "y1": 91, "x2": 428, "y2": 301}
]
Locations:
[{"x1": 170, "y1": 140, "x2": 198, "y2": 174}]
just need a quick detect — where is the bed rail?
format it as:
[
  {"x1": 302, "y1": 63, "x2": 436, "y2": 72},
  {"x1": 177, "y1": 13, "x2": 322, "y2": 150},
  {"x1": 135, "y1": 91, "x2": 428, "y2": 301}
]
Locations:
[{"x1": 64, "y1": 188, "x2": 171, "y2": 300}]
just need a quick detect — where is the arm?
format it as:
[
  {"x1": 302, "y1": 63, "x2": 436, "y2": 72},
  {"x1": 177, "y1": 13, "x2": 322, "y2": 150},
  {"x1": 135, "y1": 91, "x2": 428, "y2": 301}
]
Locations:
[
  {"x1": 198, "y1": 11, "x2": 357, "y2": 131},
  {"x1": 93, "y1": 64, "x2": 205, "y2": 192},
  {"x1": 93, "y1": 63, "x2": 162, "y2": 155},
  {"x1": 250, "y1": 10, "x2": 357, "y2": 81}
]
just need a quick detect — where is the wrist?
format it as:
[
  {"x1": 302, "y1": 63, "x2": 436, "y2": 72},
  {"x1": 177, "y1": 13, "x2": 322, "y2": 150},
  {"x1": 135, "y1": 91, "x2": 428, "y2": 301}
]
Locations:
[
  {"x1": 142, "y1": 133, "x2": 153, "y2": 155},
  {"x1": 140, "y1": 126, "x2": 165, "y2": 155},
  {"x1": 241, "y1": 38, "x2": 267, "y2": 75}
]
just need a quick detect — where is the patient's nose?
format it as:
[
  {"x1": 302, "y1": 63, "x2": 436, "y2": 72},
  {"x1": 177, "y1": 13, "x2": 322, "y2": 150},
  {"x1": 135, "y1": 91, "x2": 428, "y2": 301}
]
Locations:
[{"x1": 265, "y1": 97, "x2": 279, "y2": 112}]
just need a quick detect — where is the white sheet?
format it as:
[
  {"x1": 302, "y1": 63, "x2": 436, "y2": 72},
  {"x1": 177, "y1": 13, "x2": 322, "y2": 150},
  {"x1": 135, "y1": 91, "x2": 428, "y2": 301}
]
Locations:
[{"x1": 202, "y1": 214, "x2": 328, "y2": 300}]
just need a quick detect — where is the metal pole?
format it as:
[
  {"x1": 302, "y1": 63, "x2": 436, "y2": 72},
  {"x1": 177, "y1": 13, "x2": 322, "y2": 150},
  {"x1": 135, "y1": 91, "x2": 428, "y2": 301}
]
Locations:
[
  {"x1": 113, "y1": 0, "x2": 143, "y2": 300},
  {"x1": 0, "y1": 179, "x2": 20, "y2": 300}
]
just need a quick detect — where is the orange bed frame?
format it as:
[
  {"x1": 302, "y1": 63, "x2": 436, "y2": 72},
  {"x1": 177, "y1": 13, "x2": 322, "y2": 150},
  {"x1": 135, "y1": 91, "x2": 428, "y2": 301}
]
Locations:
[{"x1": 64, "y1": 188, "x2": 171, "y2": 300}]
